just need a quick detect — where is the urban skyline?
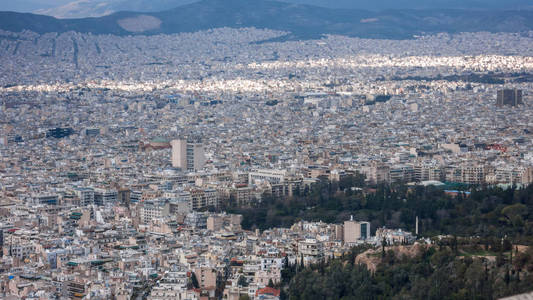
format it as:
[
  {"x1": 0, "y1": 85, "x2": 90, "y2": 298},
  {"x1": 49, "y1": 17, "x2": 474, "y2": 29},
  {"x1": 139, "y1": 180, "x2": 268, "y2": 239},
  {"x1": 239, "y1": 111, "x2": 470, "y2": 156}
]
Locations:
[{"x1": 0, "y1": 1, "x2": 532, "y2": 300}]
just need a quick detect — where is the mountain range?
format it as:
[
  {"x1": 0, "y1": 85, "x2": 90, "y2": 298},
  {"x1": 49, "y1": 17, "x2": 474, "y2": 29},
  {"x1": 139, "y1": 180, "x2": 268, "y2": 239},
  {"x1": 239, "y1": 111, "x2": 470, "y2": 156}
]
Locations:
[
  {"x1": 1, "y1": 0, "x2": 533, "y2": 40},
  {"x1": 33, "y1": 0, "x2": 198, "y2": 19},
  {"x1": 4, "y1": 0, "x2": 533, "y2": 18}
]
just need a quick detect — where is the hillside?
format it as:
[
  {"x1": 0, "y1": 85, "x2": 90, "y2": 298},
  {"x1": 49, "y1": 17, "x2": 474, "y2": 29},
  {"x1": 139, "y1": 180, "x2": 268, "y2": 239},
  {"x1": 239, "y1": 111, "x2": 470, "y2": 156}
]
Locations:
[
  {"x1": 1, "y1": 0, "x2": 533, "y2": 39},
  {"x1": 20, "y1": 0, "x2": 533, "y2": 18}
]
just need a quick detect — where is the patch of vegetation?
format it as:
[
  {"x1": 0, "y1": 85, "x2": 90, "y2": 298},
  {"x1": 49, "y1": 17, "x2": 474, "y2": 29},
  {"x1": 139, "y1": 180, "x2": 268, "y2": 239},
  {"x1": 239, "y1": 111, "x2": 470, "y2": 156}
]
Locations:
[
  {"x1": 225, "y1": 175, "x2": 533, "y2": 245},
  {"x1": 285, "y1": 244, "x2": 533, "y2": 300}
]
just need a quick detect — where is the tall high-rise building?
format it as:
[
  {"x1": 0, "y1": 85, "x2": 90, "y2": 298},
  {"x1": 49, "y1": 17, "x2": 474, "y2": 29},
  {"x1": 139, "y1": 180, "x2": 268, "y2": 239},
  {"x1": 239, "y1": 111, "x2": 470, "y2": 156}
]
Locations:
[
  {"x1": 343, "y1": 216, "x2": 370, "y2": 244},
  {"x1": 497, "y1": 89, "x2": 523, "y2": 107},
  {"x1": 171, "y1": 139, "x2": 206, "y2": 171}
]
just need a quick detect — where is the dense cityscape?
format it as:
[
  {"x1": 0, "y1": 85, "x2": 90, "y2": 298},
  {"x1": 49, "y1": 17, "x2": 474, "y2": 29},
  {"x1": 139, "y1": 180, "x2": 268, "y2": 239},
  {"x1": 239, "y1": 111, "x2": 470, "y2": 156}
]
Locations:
[{"x1": 0, "y1": 11, "x2": 533, "y2": 300}]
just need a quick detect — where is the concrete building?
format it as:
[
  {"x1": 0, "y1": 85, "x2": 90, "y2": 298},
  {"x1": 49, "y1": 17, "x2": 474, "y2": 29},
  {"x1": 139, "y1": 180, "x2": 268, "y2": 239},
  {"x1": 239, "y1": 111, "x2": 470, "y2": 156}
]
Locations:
[
  {"x1": 75, "y1": 188, "x2": 94, "y2": 206},
  {"x1": 117, "y1": 188, "x2": 131, "y2": 206},
  {"x1": 446, "y1": 165, "x2": 486, "y2": 184},
  {"x1": 414, "y1": 163, "x2": 443, "y2": 182},
  {"x1": 249, "y1": 169, "x2": 286, "y2": 185},
  {"x1": 389, "y1": 164, "x2": 414, "y2": 183},
  {"x1": 297, "y1": 238, "x2": 323, "y2": 266},
  {"x1": 497, "y1": 89, "x2": 523, "y2": 107},
  {"x1": 171, "y1": 139, "x2": 206, "y2": 172},
  {"x1": 363, "y1": 163, "x2": 390, "y2": 184},
  {"x1": 140, "y1": 200, "x2": 170, "y2": 224},
  {"x1": 343, "y1": 217, "x2": 370, "y2": 244},
  {"x1": 194, "y1": 267, "x2": 217, "y2": 289},
  {"x1": 94, "y1": 188, "x2": 118, "y2": 206},
  {"x1": 230, "y1": 186, "x2": 253, "y2": 206},
  {"x1": 188, "y1": 188, "x2": 218, "y2": 210},
  {"x1": 335, "y1": 224, "x2": 344, "y2": 241},
  {"x1": 207, "y1": 215, "x2": 223, "y2": 231},
  {"x1": 31, "y1": 194, "x2": 59, "y2": 206}
]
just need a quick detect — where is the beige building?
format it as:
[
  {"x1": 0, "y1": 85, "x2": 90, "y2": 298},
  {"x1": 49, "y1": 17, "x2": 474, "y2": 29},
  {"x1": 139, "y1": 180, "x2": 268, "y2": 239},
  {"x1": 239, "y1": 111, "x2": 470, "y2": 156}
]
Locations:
[
  {"x1": 231, "y1": 186, "x2": 253, "y2": 206},
  {"x1": 248, "y1": 169, "x2": 286, "y2": 184},
  {"x1": 194, "y1": 267, "x2": 217, "y2": 289},
  {"x1": 207, "y1": 215, "x2": 223, "y2": 231},
  {"x1": 446, "y1": 164, "x2": 486, "y2": 184},
  {"x1": 335, "y1": 224, "x2": 344, "y2": 241},
  {"x1": 343, "y1": 217, "x2": 370, "y2": 244},
  {"x1": 206, "y1": 214, "x2": 242, "y2": 231},
  {"x1": 140, "y1": 200, "x2": 170, "y2": 224},
  {"x1": 171, "y1": 139, "x2": 205, "y2": 172},
  {"x1": 362, "y1": 162, "x2": 390, "y2": 183},
  {"x1": 414, "y1": 163, "x2": 443, "y2": 182},
  {"x1": 188, "y1": 188, "x2": 218, "y2": 210},
  {"x1": 254, "y1": 267, "x2": 281, "y2": 286}
]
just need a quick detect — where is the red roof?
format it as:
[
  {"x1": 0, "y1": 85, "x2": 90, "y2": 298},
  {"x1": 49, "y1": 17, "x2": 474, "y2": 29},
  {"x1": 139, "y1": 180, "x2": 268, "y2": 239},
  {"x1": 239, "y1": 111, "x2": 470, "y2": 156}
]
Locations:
[{"x1": 256, "y1": 287, "x2": 280, "y2": 297}]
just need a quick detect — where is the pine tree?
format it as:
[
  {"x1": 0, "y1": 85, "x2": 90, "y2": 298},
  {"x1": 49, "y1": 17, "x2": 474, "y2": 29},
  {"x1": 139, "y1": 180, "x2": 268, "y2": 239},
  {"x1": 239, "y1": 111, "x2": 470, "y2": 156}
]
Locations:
[
  {"x1": 452, "y1": 235, "x2": 458, "y2": 256},
  {"x1": 505, "y1": 267, "x2": 510, "y2": 286},
  {"x1": 268, "y1": 279, "x2": 275, "y2": 288}
]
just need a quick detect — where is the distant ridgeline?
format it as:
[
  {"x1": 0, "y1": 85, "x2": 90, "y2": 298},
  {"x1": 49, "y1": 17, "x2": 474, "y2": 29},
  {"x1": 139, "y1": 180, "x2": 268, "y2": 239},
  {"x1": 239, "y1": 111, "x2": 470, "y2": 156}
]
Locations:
[{"x1": 0, "y1": 0, "x2": 533, "y2": 39}]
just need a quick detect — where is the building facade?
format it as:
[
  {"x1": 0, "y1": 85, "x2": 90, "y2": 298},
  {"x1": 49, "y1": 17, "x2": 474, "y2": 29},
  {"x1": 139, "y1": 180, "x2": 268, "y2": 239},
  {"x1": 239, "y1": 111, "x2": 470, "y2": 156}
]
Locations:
[
  {"x1": 497, "y1": 89, "x2": 523, "y2": 107},
  {"x1": 171, "y1": 139, "x2": 206, "y2": 172}
]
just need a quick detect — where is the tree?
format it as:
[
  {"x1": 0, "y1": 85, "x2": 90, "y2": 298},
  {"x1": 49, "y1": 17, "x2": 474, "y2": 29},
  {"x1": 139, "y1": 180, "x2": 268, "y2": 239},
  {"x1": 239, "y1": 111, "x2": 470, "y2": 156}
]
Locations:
[
  {"x1": 503, "y1": 239, "x2": 513, "y2": 252},
  {"x1": 288, "y1": 244, "x2": 533, "y2": 300},
  {"x1": 237, "y1": 275, "x2": 248, "y2": 287},
  {"x1": 502, "y1": 203, "x2": 527, "y2": 227},
  {"x1": 452, "y1": 235, "x2": 458, "y2": 256},
  {"x1": 267, "y1": 279, "x2": 275, "y2": 288},
  {"x1": 239, "y1": 295, "x2": 250, "y2": 300}
]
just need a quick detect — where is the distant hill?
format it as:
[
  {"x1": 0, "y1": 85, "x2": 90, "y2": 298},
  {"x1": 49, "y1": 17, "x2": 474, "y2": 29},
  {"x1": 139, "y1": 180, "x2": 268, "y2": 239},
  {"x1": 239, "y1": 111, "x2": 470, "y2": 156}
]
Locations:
[
  {"x1": 34, "y1": 0, "x2": 198, "y2": 19},
  {"x1": 284, "y1": 0, "x2": 533, "y2": 10},
  {"x1": 0, "y1": 0, "x2": 66, "y2": 13},
  {"x1": 1, "y1": 0, "x2": 533, "y2": 39},
  {"x1": 24, "y1": 0, "x2": 533, "y2": 18}
]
